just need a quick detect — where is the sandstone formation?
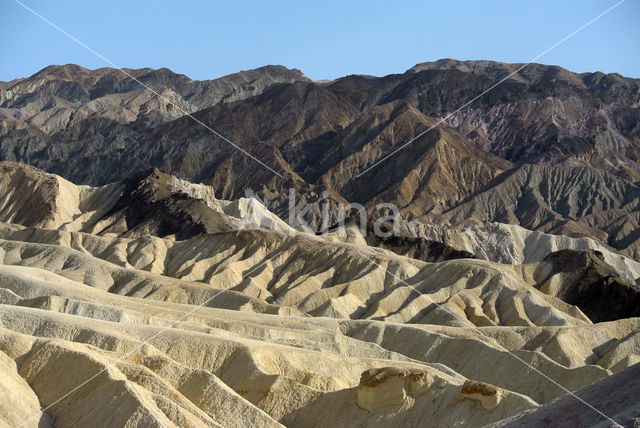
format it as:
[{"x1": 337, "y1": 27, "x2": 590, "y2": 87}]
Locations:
[
  {"x1": 0, "y1": 163, "x2": 638, "y2": 426},
  {"x1": 461, "y1": 380, "x2": 503, "y2": 410}
]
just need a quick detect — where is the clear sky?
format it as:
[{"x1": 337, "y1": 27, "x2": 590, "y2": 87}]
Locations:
[{"x1": 2, "y1": 0, "x2": 639, "y2": 82}]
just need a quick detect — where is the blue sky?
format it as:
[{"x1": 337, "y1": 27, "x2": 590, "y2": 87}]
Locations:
[{"x1": 2, "y1": 0, "x2": 638, "y2": 81}]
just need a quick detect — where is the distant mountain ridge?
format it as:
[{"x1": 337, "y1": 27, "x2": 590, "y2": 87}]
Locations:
[{"x1": 0, "y1": 63, "x2": 309, "y2": 133}]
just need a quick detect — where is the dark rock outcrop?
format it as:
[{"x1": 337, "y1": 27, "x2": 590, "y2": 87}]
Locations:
[
  {"x1": 363, "y1": 220, "x2": 476, "y2": 262},
  {"x1": 493, "y1": 362, "x2": 640, "y2": 427},
  {"x1": 97, "y1": 168, "x2": 234, "y2": 239},
  {"x1": 536, "y1": 249, "x2": 640, "y2": 322}
]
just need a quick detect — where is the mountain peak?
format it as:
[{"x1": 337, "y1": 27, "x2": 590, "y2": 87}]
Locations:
[{"x1": 408, "y1": 58, "x2": 517, "y2": 73}]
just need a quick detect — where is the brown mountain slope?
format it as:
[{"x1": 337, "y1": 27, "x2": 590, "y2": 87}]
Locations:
[
  {"x1": 296, "y1": 100, "x2": 513, "y2": 213},
  {"x1": 406, "y1": 60, "x2": 640, "y2": 181},
  {"x1": 434, "y1": 164, "x2": 640, "y2": 258}
]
